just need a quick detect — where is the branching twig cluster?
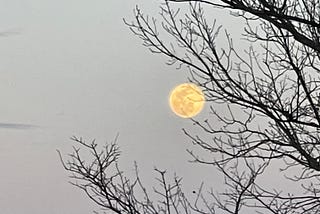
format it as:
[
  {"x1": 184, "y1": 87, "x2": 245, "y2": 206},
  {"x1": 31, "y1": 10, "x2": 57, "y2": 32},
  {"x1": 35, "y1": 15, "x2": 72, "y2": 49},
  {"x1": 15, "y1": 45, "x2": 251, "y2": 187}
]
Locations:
[{"x1": 58, "y1": 137, "x2": 217, "y2": 214}]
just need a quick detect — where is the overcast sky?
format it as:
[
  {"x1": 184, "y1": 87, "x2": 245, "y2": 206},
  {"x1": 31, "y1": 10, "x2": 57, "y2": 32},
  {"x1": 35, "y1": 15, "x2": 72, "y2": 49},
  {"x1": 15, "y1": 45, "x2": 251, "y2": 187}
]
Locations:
[{"x1": 0, "y1": 0, "x2": 253, "y2": 213}]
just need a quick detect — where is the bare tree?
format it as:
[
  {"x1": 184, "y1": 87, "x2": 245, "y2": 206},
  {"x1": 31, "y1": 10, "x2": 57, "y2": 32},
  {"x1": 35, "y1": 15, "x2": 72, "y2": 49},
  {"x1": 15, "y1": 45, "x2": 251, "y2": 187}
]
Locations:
[
  {"x1": 58, "y1": 136, "x2": 216, "y2": 213},
  {"x1": 60, "y1": 0, "x2": 320, "y2": 213}
]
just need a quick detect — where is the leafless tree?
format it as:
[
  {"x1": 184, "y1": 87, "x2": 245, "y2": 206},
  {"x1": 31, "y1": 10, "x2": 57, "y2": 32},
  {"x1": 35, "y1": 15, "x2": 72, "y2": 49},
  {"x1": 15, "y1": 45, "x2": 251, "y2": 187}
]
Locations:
[
  {"x1": 60, "y1": 0, "x2": 320, "y2": 213},
  {"x1": 58, "y1": 136, "x2": 217, "y2": 213}
]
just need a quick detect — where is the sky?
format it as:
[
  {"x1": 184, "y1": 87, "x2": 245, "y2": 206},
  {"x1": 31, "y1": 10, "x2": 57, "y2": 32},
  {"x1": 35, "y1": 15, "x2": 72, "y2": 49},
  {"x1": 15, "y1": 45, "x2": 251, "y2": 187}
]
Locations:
[{"x1": 0, "y1": 0, "x2": 253, "y2": 213}]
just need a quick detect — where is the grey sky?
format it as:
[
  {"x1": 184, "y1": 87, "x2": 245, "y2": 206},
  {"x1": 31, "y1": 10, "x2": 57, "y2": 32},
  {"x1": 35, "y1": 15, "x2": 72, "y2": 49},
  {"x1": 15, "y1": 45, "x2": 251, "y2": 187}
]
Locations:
[{"x1": 0, "y1": 0, "x2": 248, "y2": 213}]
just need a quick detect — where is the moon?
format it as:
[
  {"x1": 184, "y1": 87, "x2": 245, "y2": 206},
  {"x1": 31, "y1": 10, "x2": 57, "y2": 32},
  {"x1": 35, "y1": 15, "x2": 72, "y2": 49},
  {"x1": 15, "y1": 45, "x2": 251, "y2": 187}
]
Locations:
[{"x1": 169, "y1": 83, "x2": 205, "y2": 118}]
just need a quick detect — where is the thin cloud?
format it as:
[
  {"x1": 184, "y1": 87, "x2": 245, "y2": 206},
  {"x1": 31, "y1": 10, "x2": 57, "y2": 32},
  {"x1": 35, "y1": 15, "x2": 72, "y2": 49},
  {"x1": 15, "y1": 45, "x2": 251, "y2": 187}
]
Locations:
[
  {"x1": 0, "y1": 123, "x2": 37, "y2": 130},
  {"x1": 0, "y1": 29, "x2": 21, "y2": 37}
]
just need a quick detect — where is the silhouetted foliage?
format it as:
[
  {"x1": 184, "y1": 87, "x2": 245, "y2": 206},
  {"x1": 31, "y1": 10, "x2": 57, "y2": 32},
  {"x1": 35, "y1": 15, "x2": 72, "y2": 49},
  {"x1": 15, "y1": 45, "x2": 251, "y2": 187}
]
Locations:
[{"x1": 61, "y1": 0, "x2": 320, "y2": 213}]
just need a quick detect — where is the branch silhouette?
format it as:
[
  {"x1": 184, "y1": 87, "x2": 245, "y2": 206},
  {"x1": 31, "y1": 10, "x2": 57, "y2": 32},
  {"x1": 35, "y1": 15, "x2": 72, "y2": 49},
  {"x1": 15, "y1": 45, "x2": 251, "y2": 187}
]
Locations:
[{"x1": 61, "y1": 0, "x2": 320, "y2": 213}]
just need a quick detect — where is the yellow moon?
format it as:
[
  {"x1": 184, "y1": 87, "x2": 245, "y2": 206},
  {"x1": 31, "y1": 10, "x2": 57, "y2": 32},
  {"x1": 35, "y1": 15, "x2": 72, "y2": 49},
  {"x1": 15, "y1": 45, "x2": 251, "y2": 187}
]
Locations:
[{"x1": 169, "y1": 83, "x2": 205, "y2": 118}]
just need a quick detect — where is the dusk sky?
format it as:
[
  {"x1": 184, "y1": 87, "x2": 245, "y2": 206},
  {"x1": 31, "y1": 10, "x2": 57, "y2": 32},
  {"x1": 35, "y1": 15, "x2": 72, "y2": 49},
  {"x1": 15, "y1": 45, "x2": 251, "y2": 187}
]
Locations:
[{"x1": 0, "y1": 0, "x2": 266, "y2": 213}]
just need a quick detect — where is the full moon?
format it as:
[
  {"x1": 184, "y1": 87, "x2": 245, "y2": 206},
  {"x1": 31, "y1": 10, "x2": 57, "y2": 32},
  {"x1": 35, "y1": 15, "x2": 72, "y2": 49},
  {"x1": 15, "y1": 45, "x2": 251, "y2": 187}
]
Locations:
[{"x1": 169, "y1": 83, "x2": 205, "y2": 118}]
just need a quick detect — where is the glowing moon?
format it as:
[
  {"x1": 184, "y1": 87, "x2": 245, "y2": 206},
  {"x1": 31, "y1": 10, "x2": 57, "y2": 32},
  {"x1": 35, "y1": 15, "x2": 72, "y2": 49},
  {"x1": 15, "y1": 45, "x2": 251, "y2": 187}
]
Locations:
[{"x1": 169, "y1": 83, "x2": 205, "y2": 118}]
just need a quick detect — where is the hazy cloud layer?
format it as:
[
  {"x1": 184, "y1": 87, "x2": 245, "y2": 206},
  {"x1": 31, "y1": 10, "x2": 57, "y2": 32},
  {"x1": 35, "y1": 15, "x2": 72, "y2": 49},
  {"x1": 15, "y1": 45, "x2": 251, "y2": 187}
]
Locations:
[{"x1": 0, "y1": 123, "x2": 37, "y2": 130}]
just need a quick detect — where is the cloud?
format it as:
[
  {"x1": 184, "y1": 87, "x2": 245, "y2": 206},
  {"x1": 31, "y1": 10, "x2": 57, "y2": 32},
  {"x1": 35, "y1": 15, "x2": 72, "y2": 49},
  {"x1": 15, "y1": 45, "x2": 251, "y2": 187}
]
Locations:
[
  {"x1": 0, "y1": 29, "x2": 21, "y2": 37},
  {"x1": 0, "y1": 123, "x2": 37, "y2": 130}
]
